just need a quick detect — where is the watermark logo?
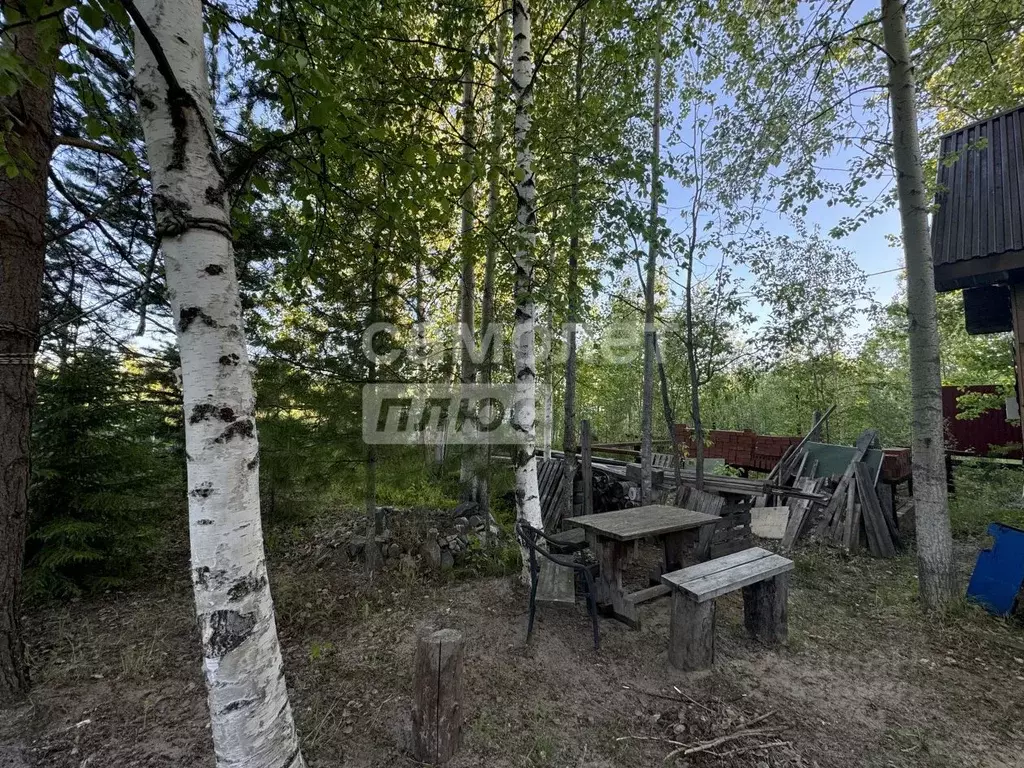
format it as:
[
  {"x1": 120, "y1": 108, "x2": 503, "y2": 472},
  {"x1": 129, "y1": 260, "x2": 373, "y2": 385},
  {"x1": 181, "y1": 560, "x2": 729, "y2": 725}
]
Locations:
[{"x1": 363, "y1": 383, "x2": 549, "y2": 445}]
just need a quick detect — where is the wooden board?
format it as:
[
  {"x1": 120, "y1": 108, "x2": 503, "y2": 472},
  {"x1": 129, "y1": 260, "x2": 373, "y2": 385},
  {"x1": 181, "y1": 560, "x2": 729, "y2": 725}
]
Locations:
[
  {"x1": 568, "y1": 505, "x2": 720, "y2": 542},
  {"x1": 662, "y1": 547, "x2": 794, "y2": 603},
  {"x1": 854, "y1": 461, "x2": 896, "y2": 557},
  {"x1": 750, "y1": 506, "x2": 790, "y2": 539}
]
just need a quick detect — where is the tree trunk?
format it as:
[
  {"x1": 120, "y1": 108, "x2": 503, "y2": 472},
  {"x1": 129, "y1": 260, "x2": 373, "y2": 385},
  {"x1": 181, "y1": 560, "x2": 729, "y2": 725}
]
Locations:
[
  {"x1": 365, "y1": 250, "x2": 382, "y2": 574},
  {"x1": 479, "y1": 5, "x2": 506, "y2": 540},
  {"x1": 881, "y1": 0, "x2": 955, "y2": 610},
  {"x1": 654, "y1": 335, "x2": 682, "y2": 487},
  {"x1": 511, "y1": 0, "x2": 543, "y2": 573},
  {"x1": 562, "y1": 11, "x2": 586, "y2": 521},
  {"x1": 458, "y1": 50, "x2": 477, "y2": 501},
  {"x1": 684, "y1": 232, "x2": 704, "y2": 491},
  {"x1": 640, "y1": 6, "x2": 662, "y2": 506},
  {"x1": 132, "y1": 1, "x2": 305, "y2": 764},
  {"x1": 0, "y1": 3, "x2": 56, "y2": 701}
]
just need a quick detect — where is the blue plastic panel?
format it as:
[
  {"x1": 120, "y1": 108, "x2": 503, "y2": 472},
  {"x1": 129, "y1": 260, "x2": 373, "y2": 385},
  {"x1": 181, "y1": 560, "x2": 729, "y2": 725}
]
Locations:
[{"x1": 966, "y1": 522, "x2": 1024, "y2": 616}]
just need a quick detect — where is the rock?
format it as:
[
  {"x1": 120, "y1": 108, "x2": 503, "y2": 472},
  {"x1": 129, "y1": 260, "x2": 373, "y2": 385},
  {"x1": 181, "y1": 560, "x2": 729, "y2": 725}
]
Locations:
[
  {"x1": 347, "y1": 536, "x2": 366, "y2": 559},
  {"x1": 387, "y1": 543, "x2": 401, "y2": 560},
  {"x1": 421, "y1": 539, "x2": 442, "y2": 570},
  {"x1": 453, "y1": 516, "x2": 470, "y2": 534},
  {"x1": 440, "y1": 549, "x2": 455, "y2": 570},
  {"x1": 453, "y1": 501, "x2": 478, "y2": 518},
  {"x1": 457, "y1": 534, "x2": 469, "y2": 547},
  {"x1": 468, "y1": 515, "x2": 483, "y2": 529},
  {"x1": 489, "y1": 524, "x2": 502, "y2": 538}
]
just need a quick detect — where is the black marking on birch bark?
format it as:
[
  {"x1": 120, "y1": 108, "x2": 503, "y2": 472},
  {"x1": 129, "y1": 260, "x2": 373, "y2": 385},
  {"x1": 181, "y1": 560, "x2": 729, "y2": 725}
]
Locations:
[
  {"x1": 204, "y1": 610, "x2": 256, "y2": 658},
  {"x1": 194, "y1": 566, "x2": 211, "y2": 587},
  {"x1": 279, "y1": 746, "x2": 302, "y2": 768},
  {"x1": 179, "y1": 306, "x2": 216, "y2": 333},
  {"x1": 247, "y1": 454, "x2": 259, "y2": 470},
  {"x1": 219, "y1": 697, "x2": 256, "y2": 715},
  {"x1": 227, "y1": 573, "x2": 267, "y2": 602},
  {"x1": 204, "y1": 264, "x2": 224, "y2": 275},
  {"x1": 190, "y1": 482, "x2": 214, "y2": 498},
  {"x1": 204, "y1": 184, "x2": 225, "y2": 206},
  {"x1": 168, "y1": 90, "x2": 190, "y2": 171},
  {"x1": 214, "y1": 418, "x2": 255, "y2": 443},
  {"x1": 189, "y1": 403, "x2": 216, "y2": 423},
  {"x1": 219, "y1": 353, "x2": 239, "y2": 366},
  {"x1": 197, "y1": 518, "x2": 214, "y2": 525}
]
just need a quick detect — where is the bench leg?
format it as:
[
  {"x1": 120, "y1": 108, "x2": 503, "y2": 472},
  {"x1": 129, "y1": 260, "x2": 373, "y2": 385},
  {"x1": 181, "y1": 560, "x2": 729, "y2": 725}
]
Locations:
[
  {"x1": 668, "y1": 591, "x2": 715, "y2": 671},
  {"x1": 742, "y1": 573, "x2": 789, "y2": 647}
]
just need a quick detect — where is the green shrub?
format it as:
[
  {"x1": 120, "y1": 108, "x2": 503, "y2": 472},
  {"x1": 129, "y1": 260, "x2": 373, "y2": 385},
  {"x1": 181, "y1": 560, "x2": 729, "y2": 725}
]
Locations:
[{"x1": 26, "y1": 348, "x2": 184, "y2": 599}]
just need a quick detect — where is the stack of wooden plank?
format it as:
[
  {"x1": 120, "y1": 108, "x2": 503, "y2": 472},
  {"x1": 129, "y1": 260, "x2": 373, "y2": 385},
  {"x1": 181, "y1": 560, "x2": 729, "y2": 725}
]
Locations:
[
  {"x1": 676, "y1": 486, "x2": 754, "y2": 560},
  {"x1": 812, "y1": 459, "x2": 901, "y2": 557},
  {"x1": 772, "y1": 429, "x2": 901, "y2": 557}
]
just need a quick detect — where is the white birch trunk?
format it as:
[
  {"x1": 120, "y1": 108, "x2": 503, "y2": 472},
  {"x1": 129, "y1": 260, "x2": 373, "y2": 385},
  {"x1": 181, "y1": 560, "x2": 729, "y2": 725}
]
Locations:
[
  {"x1": 132, "y1": 1, "x2": 305, "y2": 764},
  {"x1": 640, "y1": 7, "x2": 662, "y2": 506},
  {"x1": 511, "y1": 0, "x2": 543, "y2": 572},
  {"x1": 881, "y1": 0, "x2": 956, "y2": 609}
]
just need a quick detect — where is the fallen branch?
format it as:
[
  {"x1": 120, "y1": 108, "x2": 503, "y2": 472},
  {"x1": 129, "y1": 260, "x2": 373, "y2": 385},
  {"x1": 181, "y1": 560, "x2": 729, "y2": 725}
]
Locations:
[
  {"x1": 664, "y1": 728, "x2": 780, "y2": 761},
  {"x1": 708, "y1": 739, "x2": 791, "y2": 758}
]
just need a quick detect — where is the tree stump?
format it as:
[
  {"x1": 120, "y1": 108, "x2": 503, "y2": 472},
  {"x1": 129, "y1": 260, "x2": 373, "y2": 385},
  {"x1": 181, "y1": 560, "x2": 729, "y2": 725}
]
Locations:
[
  {"x1": 742, "y1": 573, "x2": 788, "y2": 646},
  {"x1": 412, "y1": 628, "x2": 464, "y2": 764},
  {"x1": 668, "y1": 591, "x2": 715, "y2": 671}
]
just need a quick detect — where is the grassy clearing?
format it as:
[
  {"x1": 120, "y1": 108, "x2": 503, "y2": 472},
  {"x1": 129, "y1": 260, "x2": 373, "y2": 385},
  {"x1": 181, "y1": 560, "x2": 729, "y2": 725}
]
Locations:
[{"x1": 949, "y1": 461, "x2": 1024, "y2": 540}]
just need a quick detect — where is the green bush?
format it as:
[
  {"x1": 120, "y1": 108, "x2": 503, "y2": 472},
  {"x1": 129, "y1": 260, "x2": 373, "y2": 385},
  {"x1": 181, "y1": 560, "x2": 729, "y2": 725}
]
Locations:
[{"x1": 26, "y1": 348, "x2": 184, "y2": 599}]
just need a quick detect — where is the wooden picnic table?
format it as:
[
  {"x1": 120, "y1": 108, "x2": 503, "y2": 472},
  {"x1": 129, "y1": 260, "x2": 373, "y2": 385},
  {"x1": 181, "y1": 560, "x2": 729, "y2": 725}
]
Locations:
[{"x1": 568, "y1": 505, "x2": 721, "y2": 628}]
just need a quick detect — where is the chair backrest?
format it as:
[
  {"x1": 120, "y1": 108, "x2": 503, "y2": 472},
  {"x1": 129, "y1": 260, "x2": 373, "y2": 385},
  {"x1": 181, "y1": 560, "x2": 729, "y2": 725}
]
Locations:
[
  {"x1": 515, "y1": 520, "x2": 580, "y2": 569},
  {"x1": 675, "y1": 484, "x2": 726, "y2": 517}
]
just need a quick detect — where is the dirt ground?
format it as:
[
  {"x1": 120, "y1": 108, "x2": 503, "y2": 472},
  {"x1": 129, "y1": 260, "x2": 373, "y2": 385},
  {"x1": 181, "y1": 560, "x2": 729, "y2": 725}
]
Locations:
[{"x1": 2, "y1": 514, "x2": 1023, "y2": 768}]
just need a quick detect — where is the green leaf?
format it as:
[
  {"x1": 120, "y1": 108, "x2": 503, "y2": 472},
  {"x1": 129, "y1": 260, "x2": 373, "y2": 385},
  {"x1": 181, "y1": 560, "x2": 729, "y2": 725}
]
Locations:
[{"x1": 79, "y1": 3, "x2": 105, "y2": 31}]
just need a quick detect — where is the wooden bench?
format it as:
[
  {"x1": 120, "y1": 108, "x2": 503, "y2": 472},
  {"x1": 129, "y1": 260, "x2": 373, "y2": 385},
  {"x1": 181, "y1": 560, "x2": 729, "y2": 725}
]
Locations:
[{"x1": 660, "y1": 547, "x2": 794, "y2": 671}]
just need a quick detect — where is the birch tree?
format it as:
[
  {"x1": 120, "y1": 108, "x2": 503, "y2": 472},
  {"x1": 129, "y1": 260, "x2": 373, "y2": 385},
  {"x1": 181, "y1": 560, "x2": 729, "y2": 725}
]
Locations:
[
  {"x1": 880, "y1": 0, "x2": 955, "y2": 609},
  {"x1": 511, "y1": 0, "x2": 543, "y2": 567},
  {"x1": 130, "y1": 0, "x2": 306, "y2": 763}
]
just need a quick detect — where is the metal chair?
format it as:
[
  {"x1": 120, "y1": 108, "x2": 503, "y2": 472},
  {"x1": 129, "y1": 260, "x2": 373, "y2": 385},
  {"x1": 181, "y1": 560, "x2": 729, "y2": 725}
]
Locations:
[{"x1": 515, "y1": 520, "x2": 600, "y2": 650}]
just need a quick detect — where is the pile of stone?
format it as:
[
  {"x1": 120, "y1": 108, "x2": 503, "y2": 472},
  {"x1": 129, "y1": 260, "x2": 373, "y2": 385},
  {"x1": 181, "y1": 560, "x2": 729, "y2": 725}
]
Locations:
[
  {"x1": 419, "y1": 501, "x2": 493, "y2": 572},
  {"x1": 342, "y1": 502, "x2": 499, "y2": 573}
]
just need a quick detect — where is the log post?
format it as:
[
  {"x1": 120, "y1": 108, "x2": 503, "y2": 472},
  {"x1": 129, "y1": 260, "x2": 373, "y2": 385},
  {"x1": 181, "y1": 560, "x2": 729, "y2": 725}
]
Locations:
[
  {"x1": 668, "y1": 591, "x2": 715, "y2": 671},
  {"x1": 742, "y1": 574, "x2": 788, "y2": 647},
  {"x1": 581, "y1": 419, "x2": 593, "y2": 516},
  {"x1": 412, "y1": 629, "x2": 464, "y2": 764}
]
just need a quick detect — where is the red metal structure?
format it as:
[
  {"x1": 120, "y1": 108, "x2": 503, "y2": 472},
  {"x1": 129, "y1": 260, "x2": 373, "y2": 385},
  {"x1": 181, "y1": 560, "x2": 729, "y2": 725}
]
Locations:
[
  {"x1": 942, "y1": 385, "x2": 1021, "y2": 458},
  {"x1": 670, "y1": 425, "x2": 912, "y2": 483}
]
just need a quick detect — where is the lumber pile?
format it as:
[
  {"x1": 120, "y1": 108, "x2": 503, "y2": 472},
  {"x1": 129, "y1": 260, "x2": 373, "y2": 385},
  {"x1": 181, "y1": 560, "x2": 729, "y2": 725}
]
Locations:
[{"x1": 774, "y1": 429, "x2": 902, "y2": 557}]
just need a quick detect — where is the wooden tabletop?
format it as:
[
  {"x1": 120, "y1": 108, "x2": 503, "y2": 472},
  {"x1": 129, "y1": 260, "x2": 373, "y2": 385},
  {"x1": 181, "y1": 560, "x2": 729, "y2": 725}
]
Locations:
[{"x1": 568, "y1": 505, "x2": 720, "y2": 542}]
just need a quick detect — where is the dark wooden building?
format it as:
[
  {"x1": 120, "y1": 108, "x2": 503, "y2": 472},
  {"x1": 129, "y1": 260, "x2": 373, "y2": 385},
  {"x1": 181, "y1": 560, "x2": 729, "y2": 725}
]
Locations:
[{"x1": 932, "y1": 106, "x2": 1024, "y2": 447}]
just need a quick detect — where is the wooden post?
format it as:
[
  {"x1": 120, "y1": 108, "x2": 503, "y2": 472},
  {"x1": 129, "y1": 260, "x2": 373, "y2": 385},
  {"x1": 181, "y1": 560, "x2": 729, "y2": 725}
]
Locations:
[
  {"x1": 742, "y1": 574, "x2": 788, "y2": 647},
  {"x1": 809, "y1": 409, "x2": 822, "y2": 442},
  {"x1": 1010, "y1": 283, "x2": 1024, "y2": 453},
  {"x1": 668, "y1": 591, "x2": 715, "y2": 671},
  {"x1": 412, "y1": 629, "x2": 464, "y2": 764},
  {"x1": 581, "y1": 419, "x2": 593, "y2": 517}
]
